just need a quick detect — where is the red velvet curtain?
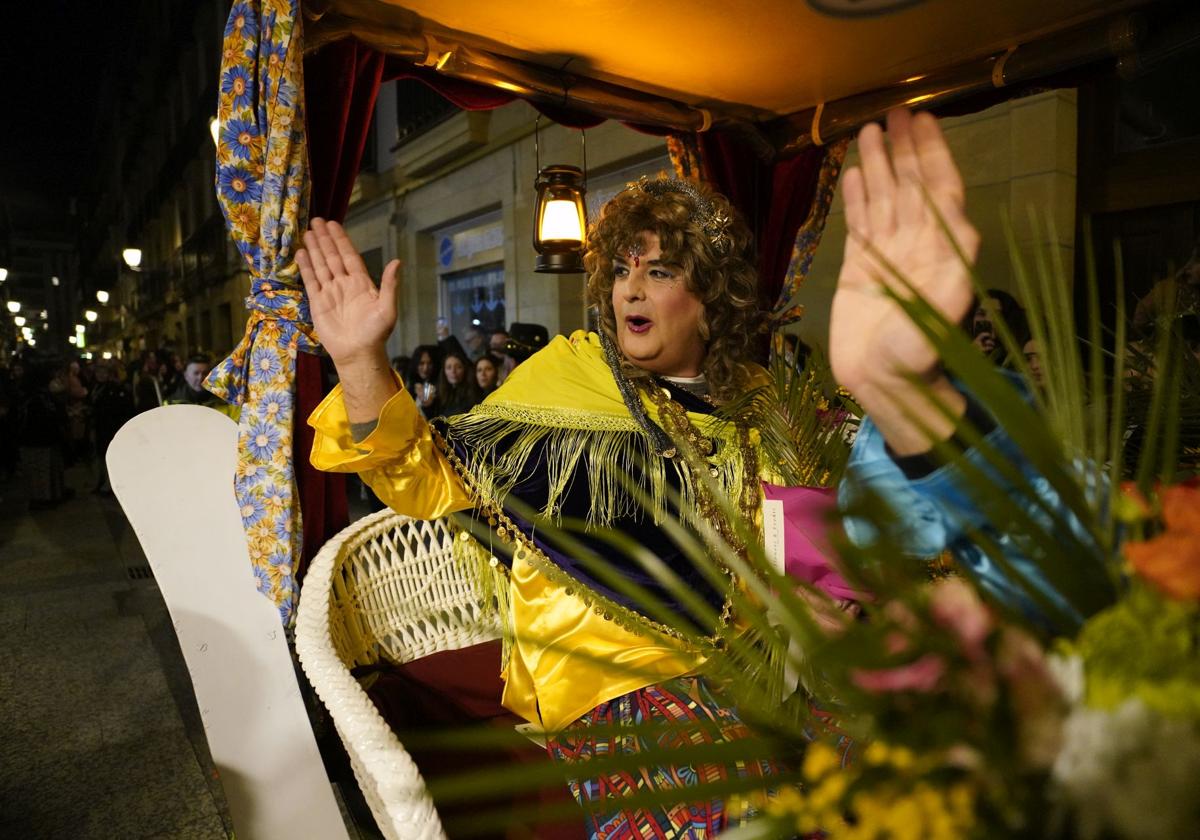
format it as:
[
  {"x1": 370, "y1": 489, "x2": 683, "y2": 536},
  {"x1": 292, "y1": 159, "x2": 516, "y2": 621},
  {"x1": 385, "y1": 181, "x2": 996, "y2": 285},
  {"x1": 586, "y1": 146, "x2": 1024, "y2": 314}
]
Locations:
[
  {"x1": 294, "y1": 39, "x2": 826, "y2": 573},
  {"x1": 293, "y1": 40, "x2": 387, "y2": 577},
  {"x1": 692, "y1": 131, "x2": 828, "y2": 311}
]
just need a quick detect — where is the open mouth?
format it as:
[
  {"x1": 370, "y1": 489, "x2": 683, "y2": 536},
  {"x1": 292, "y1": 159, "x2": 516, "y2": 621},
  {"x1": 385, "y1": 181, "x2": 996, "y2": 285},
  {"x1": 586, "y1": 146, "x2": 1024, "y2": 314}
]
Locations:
[{"x1": 625, "y1": 315, "x2": 652, "y2": 334}]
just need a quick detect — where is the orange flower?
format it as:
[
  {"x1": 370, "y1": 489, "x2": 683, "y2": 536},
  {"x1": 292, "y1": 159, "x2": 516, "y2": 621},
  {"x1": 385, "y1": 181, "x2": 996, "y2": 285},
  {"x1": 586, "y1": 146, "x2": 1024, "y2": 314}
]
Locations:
[
  {"x1": 1123, "y1": 484, "x2": 1200, "y2": 600},
  {"x1": 1161, "y1": 485, "x2": 1200, "y2": 535},
  {"x1": 1126, "y1": 532, "x2": 1200, "y2": 601}
]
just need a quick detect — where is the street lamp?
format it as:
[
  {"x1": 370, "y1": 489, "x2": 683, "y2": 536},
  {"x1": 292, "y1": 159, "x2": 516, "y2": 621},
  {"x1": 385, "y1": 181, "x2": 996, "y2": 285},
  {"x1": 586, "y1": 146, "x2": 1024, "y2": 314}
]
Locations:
[
  {"x1": 85, "y1": 309, "x2": 99, "y2": 322},
  {"x1": 13, "y1": 315, "x2": 25, "y2": 327},
  {"x1": 0, "y1": 267, "x2": 7, "y2": 282},
  {"x1": 122, "y1": 248, "x2": 143, "y2": 270},
  {"x1": 68, "y1": 335, "x2": 77, "y2": 345},
  {"x1": 96, "y1": 290, "x2": 110, "y2": 304},
  {"x1": 50, "y1": 276, "x2": 60, "y2": 286},
  {"x1": 6, "y1": 301, "x2": 19, "y2": 314}
]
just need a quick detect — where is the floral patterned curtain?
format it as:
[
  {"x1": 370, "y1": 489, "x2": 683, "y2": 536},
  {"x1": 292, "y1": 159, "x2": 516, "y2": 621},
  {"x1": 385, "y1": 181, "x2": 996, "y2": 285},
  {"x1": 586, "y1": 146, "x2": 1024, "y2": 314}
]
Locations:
[
  {"x1": 206, "y1": 0, "x2": 312, "y2": 625},
  {"x1": 770, "y1": 138, "x2": 850, "y2": 338}
]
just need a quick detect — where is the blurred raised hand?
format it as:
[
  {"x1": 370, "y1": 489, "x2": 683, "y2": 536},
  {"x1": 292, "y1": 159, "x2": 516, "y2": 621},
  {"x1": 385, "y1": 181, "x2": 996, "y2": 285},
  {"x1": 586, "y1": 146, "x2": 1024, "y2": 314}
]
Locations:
[{"x1": 829, "y1": 109, "x2": 980, "y2": 454}]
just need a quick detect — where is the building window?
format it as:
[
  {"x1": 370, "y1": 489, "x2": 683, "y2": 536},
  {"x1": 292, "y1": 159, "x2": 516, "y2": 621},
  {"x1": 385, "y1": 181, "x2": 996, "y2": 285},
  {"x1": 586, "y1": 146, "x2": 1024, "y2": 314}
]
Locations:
[
  {"x1": 441, "y1": 265, "x2": 506, "y2": 352},
  {"x1": 432, "y1": 211, "x2": 506, "y2": 352},
  {"x1": 394, "y1": 79, "x2": 460, "y2": 149}
]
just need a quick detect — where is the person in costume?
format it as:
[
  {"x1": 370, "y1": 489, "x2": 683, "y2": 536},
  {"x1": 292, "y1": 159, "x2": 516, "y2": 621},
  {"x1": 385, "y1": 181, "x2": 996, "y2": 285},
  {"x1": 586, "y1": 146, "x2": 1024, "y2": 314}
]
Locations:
[{"x1": 300, "y1": 109, "x2": 1031, "y2": 836}]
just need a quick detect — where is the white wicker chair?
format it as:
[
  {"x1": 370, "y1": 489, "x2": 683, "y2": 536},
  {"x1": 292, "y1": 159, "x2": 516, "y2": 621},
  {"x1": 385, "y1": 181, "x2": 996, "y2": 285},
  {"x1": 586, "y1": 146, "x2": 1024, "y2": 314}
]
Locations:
[{"x1": 294, "y1": 508, "x2": 502, "y2": 840}]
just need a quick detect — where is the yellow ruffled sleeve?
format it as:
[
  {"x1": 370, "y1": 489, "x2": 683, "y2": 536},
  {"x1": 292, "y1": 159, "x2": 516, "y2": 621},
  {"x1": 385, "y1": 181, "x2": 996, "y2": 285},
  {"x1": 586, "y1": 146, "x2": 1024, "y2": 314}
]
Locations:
[{"x1": 307, "y1": 376, "x2": 473, "y2": 519}]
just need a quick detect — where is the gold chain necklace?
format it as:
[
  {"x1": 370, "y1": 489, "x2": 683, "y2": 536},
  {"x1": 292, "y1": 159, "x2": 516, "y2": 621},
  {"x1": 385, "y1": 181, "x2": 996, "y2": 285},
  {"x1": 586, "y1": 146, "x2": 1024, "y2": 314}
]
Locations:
[{"x1": 640, "y1": 381, "x2": 760, "y2": 561}]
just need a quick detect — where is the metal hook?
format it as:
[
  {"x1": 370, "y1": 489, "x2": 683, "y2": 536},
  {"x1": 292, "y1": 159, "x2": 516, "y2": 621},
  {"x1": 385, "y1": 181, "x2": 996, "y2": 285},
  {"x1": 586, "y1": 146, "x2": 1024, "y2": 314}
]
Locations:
[{"x1": 535, "y1": 112, "x2": 586, "y2": 180}]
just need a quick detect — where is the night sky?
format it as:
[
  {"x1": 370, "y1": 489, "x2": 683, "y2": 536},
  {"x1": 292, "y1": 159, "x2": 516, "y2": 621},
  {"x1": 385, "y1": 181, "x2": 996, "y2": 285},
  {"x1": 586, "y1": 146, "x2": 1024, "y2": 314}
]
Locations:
[{"x1": 0, "y1": 2, "x2": 129, "y2": 205}]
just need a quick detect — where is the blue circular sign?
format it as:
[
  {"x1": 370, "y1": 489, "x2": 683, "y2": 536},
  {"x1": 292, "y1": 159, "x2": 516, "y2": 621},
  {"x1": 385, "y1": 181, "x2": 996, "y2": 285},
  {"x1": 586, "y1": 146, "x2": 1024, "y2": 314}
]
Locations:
[{"x1": 438, "y1": 236, "x2": 454, "y2": 268}]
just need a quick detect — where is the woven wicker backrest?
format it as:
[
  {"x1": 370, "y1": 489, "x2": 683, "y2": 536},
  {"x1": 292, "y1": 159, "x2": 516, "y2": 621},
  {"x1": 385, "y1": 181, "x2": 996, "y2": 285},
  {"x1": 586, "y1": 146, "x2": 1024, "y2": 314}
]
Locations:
[
  {"x1": 297, "y1": 508, "x2": 502, "y2": 840},
  {"x1": 325, "y1": 509, "x2": 500, "y2": 669},
  {"x1": 324, "y1": 506, "x2": 496, "y2": 667}
]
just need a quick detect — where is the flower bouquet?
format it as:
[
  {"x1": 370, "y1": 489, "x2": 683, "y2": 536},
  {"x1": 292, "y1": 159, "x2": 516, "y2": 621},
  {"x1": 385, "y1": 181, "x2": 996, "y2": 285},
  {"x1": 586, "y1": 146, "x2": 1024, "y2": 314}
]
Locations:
[{"x1": 713, "y1": 222, "x2": 1200, "y2": 839}]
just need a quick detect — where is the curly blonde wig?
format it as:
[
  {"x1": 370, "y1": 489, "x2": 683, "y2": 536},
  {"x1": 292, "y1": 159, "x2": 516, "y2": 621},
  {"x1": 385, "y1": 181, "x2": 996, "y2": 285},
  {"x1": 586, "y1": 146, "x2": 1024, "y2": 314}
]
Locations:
[{"x1": 584, "y1": 178, "x2": 766, "y2": 402}]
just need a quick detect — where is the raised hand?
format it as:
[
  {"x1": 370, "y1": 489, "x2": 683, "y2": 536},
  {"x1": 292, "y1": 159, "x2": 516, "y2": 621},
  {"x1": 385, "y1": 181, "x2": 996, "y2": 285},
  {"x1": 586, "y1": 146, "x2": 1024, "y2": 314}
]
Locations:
[
  {"x1": 297, "y1": 218, "x2": 399, "y2": 368},
  {"x1": 297, "y1": 218, "x2": 400, "y2": 422},
  {"x1": 829, "y1": 109, "x2": 980, "y2": 455}
]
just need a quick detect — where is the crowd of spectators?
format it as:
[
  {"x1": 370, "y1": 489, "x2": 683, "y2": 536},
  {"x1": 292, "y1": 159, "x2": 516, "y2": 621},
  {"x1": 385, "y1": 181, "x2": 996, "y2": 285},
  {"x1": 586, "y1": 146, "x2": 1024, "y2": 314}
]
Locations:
[
  {"x1": 389, "y1": 322, "x2": 542, "y2": 420},
  {"x1": 0, "y1": 347, "x2": 224, "y2": 506}
]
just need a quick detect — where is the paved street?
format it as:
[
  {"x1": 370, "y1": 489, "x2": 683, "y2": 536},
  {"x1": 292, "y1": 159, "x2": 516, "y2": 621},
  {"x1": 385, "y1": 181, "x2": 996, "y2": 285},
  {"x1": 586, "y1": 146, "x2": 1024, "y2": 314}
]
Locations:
[{"x1": 0, "y1": 462, "x2": 233, "y2": 838}]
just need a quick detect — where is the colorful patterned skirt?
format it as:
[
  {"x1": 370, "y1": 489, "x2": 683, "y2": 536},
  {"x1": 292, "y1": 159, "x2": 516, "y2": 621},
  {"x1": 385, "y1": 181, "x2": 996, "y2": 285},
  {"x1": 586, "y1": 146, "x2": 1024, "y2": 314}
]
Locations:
[{"x1": 545, "y1": 675, "x2": 782, "y2": 839}]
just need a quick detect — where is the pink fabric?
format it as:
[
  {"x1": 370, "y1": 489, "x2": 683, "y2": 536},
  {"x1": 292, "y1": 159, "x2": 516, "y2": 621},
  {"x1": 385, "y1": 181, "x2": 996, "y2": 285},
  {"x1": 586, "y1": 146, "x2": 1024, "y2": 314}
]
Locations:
[{"x1": 761, "y1": 482, "x2": 865, "y2": 601}]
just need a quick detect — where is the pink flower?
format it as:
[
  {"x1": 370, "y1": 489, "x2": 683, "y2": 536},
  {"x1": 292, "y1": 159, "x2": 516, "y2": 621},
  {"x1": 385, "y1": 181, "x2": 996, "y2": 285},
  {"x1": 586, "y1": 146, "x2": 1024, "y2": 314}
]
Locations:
[
  {"x1": 884, "y1": 631, "x2": 910, "y2": 655},
  {"x1": 851, "y1": 654, "x2": 947, "y2": 693}
]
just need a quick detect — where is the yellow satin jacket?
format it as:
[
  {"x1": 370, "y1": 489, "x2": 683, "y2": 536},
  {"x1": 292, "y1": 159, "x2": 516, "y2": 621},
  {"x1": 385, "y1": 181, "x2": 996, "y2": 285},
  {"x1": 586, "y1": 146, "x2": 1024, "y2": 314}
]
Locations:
[{"x1": 308, "y1": 331, "x2": 709, "y2": 731}]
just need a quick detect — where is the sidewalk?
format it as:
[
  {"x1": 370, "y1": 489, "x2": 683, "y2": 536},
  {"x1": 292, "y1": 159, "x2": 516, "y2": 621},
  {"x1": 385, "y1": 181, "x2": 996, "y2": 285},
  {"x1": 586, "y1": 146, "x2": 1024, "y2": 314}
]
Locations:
[{"x1": 0, "y1": 462, "x2": 231, "y2": 838}]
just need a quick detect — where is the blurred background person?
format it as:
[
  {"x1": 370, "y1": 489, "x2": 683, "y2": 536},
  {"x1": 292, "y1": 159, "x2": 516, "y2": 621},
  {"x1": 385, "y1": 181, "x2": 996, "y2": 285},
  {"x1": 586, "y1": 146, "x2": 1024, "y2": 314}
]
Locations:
[
  {"x1": 160, "y1": 350, "x2": 184, "y2": 397},
  {"x1": 90, "y1": 359, "x2": 135, "y2": 495},
  {"x1": 504, "y1": 322, "x2": 549, "y2": 370},
  {"x1": 488, "y1": 328, "x2": 515, "y2": 384},
  {"x1": 968, "y1": 288, "x2": 1025, "y2": 360},
  {"x1": 461, "y1": 323, "x2": 488, "y2": 360},
  {"x1": 64, "y1": 359, "x2": 90, "y2": 465},
  {"x1": 406, "y1": 344, "x2": 441, "y2": 417},
  {"x1": 474, "y1": 353, "x2": 501, "y2": 399},
  {"x1": 1022, "y1": 337, "x2": 1045, "y2": 388},
  {"x1": 165, "y1": 355, "x2": 220, "y2": 408},
  {"x1": 133, "y1": 350, "x2": 164, "y2": 413},
  {"x1": 432, "y1": 349, "x2": 477, "y2": 418},
  {"x1": 17, "y1": 359, "x2": 70, "y2": 508},
  {"x1": 780, "y1": 332, "x2": 813, "y2": 376}
]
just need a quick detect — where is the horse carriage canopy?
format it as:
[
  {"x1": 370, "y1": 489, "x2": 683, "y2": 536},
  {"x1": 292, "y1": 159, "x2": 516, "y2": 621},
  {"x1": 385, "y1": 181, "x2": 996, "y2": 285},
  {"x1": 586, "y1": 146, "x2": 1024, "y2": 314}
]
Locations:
[
  {"x1": 305, "y1": 0, "x2": 1152, "y2": 147},
  {"x1": 216, "y1": 0, "x2": 1175, "y2": 625}
]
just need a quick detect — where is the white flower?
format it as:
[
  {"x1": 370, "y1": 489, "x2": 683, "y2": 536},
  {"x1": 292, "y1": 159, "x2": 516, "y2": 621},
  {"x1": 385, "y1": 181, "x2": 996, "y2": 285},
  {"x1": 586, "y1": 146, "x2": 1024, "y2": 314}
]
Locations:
[
  {"x1": 1051, "y1": 696, "x2": 1200, "y2": 839},
  {"x1": 1046, "y1": 653, "x2": 1085, "y2": 705}
]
